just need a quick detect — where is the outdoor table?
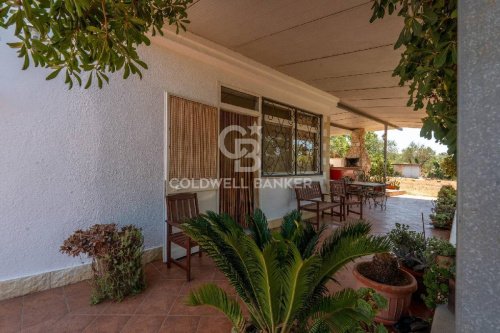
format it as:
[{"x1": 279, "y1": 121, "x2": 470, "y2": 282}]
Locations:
[{"x1": 346, "y1": 181, "x2": 387, "y2": 209}]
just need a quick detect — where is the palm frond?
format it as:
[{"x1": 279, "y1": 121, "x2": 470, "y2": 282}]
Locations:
[
  {"x1": 306, "y1": 289, "x2": 378, "y2": 333},
  {"x1": 247, "y1": 208, "x2": 272, "y2": 250},
  {"x1": 280, "y1": 209, "x2": 302, "y2": 239},
  {"x1": 319, "y1": 221, "x2": 372, "y2": 258},
  {"x1": 187, "y1": 284, "x2": 246, "y2": 332},
  {"x1": 318, "y1": 221, "x2": 390, "y2": 280},
  {"x1": 280, "y1": 245, "x2": 322, "y2": 330},
  {"x1": 182, "y1": 214, "x2": 257, "y2": 306}
]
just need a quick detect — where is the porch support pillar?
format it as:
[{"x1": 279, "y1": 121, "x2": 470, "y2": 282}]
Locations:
[
  {"x1": 457, "y1": 1, "x2": 500, "y2": 332},
  {"x1": 383, "y1": 124, "x2": 387, "y2": 184}
]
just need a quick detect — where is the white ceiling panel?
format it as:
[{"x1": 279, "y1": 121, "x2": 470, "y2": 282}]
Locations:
[{"x1": 185, "y1": 0, "x2": 422, "y2": 131}]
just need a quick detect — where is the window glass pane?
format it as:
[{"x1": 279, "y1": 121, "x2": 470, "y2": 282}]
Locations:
[
  {"x1": 261, "y1": 99, "x2": 321, "y2": 176},
  {"x1": 296, "y1": 111, "x2": 321, "y2": 174},
  {"x1": 262, "y1": 100, "x2": 294, "y2": 175},
  {"x1": 221, "y1": 86, "x2": 258, "y2": 110}
]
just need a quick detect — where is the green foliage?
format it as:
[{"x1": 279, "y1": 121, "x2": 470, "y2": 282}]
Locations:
[
  {"x1": 370, "y1": 0, "x2": 458, "y2": 157},
  {"x1": 424, "y1": 237, "x2": 455, "y2": 263},
  {"x1": 399, "y1": 142, "x2": 436, "y2": 171},
  {"x1": 329, "y1": 135, "x2": 350, "y2": 158},
  {"x1": 0, "y1": 0, "x2": 192, "y2": 89},
  {"x1": 430, "y1": 185, "x2": 457, "y2": 229},
  {"x1": 182, "y1": 209, "x2": 390, "y2": 333},
  {"x1": 60, "y1": 224, "x2": 145, "y2": 304},
  {"x1": 440, "y1": 155, "x2": 457, "y2": 179},
  {"x1": 422, "y1": 264, "x2": 453, "y2": 309},
  {"x1": 365, "y1": 132, "x2": 397, "y2": 178},
  {"x1": 387, "y1": 223, "x2": 428, "y2": 272}
]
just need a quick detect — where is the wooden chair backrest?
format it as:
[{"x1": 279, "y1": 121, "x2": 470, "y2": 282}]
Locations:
[
  {"x1": 329, "y1": 180, "x2": 346, "y2": 197},
  {"x1": 166, "y1": 192, "x2": 199, "y2": 225},
  {"x1": 294, "y1": 181, "x2": 323, "y2": 201}
]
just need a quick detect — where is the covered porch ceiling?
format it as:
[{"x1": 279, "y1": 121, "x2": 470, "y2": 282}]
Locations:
[{"x1": 186, "y1": 0, "x2": 426, "y2": 133}]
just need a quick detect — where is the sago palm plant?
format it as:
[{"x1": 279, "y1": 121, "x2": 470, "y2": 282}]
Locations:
[{"x1": 182, "y1": 209, "x2": 390, "y2": 333}]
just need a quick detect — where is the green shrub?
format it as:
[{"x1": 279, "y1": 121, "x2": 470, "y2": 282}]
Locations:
[
  {"x1": 61, "y1": 224, "x2": 146, "y2": 304},
  {"x1": 430, "y1": 185, "x2": 457, "y2": 229},
  {"x1": 424, "y1": 238, "x2": 456, "y2": 266},
  {"x1": 422, "y1": 264, "x2": 454, "y2": 309},
  {"x1": 422, "y1": 238, "x2": 455, "y2": 309},
  {"x1": 387, "y1": 223, "x2": 428, "y2": 272}
]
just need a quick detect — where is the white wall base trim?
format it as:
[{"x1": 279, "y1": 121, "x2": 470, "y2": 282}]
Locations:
[{"x1": 0, "y1": 246, "x2": 163, "y2": 301}]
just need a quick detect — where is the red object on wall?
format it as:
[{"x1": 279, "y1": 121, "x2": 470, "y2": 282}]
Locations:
[{"x1": 330, "y1": 168, "x2": 343, "y2": 180}]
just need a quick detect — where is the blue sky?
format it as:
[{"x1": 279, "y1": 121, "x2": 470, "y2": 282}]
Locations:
[{"x1": 374, "y1": 128, "x2": 448, "y2": 154}]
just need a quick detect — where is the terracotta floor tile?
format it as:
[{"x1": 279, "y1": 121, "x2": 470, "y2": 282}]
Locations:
[
  {"x1": 0, "y1": 297, "x2": 23, "y2": 333},
  {"x1": 22, "y1": 288, "x2": 68, "y2": 328},
  {"x1": 101, "y1": 293, "x2": 146, "y2": 315},
  {"x1": 146, "y1": 278, "x2": 186, "y2": 296},
  {"x1": 179, "y1": 278, "x2": 236, "y2": 297},
  {"x1": 196, "y1": 316, "x2": 232, "y2": 333},
  {"x1": 158, "y1": 315, "x2": 200, "y2": 333},
  {"x1": 120, "y1": 315, "x2": 164, "y2": 333},
  {"x1": 135, "y1": 293, "x2": 177, "y2": 315},
  {"x1": 64, "y1": 281, "x2": 110, "y2": 315},
  {"x1": 154, "y1": 264, "x2": 189, "y2": 280},
  {"x1": 168, "y1": 295, "x2": 220, "y2": 317},
  {"x1": 82, "y1": 315, "x2": 130, "y2": 333},
  {"x1": 20, "y1": 313, "x2": 95, "y2": 333}
]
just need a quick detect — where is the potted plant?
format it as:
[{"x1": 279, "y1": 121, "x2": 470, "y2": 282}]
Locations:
[
  {"x1": 182, "y1": 209, "x2": 390, "y2": 332},
  {"x1": 387, "y1": 223, "x2": 428, "y2": 299},
  {"x1": 430, "y1": 185, "x2": 457, "y2": 229},
  {"x1": 423, "y1": 238, "x2": 456, "y2": 311},
  {"x1": 353, "y1": 253, "x2": 417, "y2": 325},
  {"x1": 425, "y1": 237, "x2": 456, "y2": 269},
  {"x1": 386, "y1": 179, "x2": 401, "y2": 190},
  {"x1": 60, "y1": 224, "x2": 146, "y2": 304}
]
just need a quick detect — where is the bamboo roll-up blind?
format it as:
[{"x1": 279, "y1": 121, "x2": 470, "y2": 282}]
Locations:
[
  {"x1": 219, "y1": 110, "x2": 257, "y2": 226},
  {"x1": 168, "y1": 96, "x2": 218, "y2": 180}
]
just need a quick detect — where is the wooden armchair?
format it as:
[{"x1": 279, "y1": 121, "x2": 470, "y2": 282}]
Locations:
[
  {"x1": 293, "y1": 181, "x2": 342, "y2": 229},
  {"x1": 166, "y1": 192, "x2": 201, "y2": 281}
]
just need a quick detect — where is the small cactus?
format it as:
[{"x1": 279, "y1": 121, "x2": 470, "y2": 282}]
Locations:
[{"x1": 370, "y1": 253, "x2": 400, "y2": 284}]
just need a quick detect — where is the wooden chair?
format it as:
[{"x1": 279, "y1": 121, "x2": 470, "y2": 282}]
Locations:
[
  {"x1": 293, "y1": 181, "x2": 342, "y2": 229},
  {"x1": 330, "y1": 179, "x2": 363, "y2": 220},
  {"x1": 166, "y1": 192, "x2": 201, "y2": 281}
]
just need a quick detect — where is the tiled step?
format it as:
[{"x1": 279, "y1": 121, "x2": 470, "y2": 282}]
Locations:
[{"x1": 386, "y1": 189, "x2": 406, "y2": 197}]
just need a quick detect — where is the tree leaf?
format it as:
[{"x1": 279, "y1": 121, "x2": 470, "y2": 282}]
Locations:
[{"x1": 46, "y1": 68, "x2": 62, "y2": 80}]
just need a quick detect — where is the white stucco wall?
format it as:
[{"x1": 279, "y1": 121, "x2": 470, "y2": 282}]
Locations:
[{"x1": 0, "y1": 29, "x2": 336, "y2": 281}]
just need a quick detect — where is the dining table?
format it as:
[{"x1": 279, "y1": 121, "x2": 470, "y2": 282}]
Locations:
[{"x1": 346, "y1": 181, "x2": 387, "y2": 209}]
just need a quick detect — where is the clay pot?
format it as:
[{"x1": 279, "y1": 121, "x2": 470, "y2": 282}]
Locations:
[
  {"x1": 436, "y1": 255, "x2": 454, "y2": 269},
  {"x1": 353, "y1": 262, "x2": 418, "y2": 325},
  {"x1": 400, "y1": 265, "x2": 425, "y2": 301},
  {"x1": 448, "y1": 278, "x2": 455, "y2": 314}
]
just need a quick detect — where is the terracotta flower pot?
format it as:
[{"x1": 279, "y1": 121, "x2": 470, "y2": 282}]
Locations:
[
  {"x1": 353, "y1": 262, "x2": 418, "y2": 325},
  {"x1": 436, "y1": 255, "x2": 454, "y2": 269},
  {"x1": 400, "y1": 265, "x2": 425, "y2": 301},
  {"x1": 448, "y1": 278, "x2": 456, "y2": 314}
]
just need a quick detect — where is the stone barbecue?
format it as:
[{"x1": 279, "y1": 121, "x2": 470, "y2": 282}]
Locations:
[{"x1": 345, "y1": 128, "x2": 371, "y2": 174}]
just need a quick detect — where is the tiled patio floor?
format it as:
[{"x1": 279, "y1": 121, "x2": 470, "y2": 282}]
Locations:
[{"x1": 0, "y1": 195, "x2": 449, "y2": 333}]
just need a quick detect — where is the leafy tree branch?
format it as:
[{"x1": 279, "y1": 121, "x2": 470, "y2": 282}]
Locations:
[
  {"x1": 370, "y1": 0, "x2": 457, "y2": 157},
  {"x1": 0, "y1": 0, "x2": 192, "y2": 88}
]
